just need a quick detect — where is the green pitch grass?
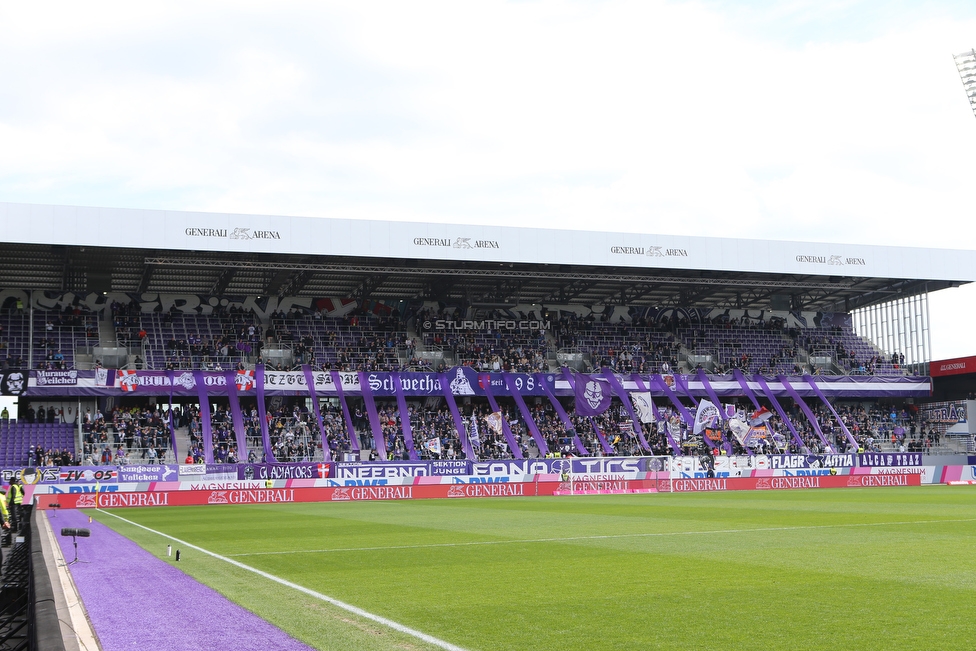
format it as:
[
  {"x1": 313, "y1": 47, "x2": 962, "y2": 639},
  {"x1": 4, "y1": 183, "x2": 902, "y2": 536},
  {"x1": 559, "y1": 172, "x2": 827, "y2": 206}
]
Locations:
[{"x1": 94, "y1": 487, "x2": 976, "y2": 651}]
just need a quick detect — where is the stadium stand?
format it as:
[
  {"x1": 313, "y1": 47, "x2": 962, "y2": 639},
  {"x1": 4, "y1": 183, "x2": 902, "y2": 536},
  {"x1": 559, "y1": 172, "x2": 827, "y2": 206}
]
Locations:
[
  {"x1": 2, "y1": 202, "x2": 975, "y2": 469},
  {"x1": 0, "y1": 421, "x2": 74, "y2": 467}
]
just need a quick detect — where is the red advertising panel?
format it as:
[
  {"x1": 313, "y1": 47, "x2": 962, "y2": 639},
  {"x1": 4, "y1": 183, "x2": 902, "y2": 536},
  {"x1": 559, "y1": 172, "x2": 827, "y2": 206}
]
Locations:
[
  {"x1": 929, "y1": 355, "x2": 976, "y2": 377},
  {"x1": 34, "y1": 473, "x2": 921, "y2": 510}
]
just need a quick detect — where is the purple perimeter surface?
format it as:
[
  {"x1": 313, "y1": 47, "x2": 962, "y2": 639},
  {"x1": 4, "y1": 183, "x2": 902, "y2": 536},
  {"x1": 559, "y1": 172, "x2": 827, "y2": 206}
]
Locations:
[{"x1": 52, "y1": 509, "x2": 316, "y2": 651}]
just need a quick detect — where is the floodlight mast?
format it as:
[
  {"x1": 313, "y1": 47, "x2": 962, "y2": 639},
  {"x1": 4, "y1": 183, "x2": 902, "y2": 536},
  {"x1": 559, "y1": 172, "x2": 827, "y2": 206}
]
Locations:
[{"x1": 954, "y1": 49, "x2": 976, "y2": 119}]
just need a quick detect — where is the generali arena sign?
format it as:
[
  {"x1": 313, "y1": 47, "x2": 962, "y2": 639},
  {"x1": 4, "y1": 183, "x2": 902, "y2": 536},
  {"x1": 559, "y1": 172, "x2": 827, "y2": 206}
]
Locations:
[
  {"x1": 930, "y1": 355, "x2": 976, "y2": 377},
  {"x1": 34, "y1": 474, "x2": 921, "y2": 509}
]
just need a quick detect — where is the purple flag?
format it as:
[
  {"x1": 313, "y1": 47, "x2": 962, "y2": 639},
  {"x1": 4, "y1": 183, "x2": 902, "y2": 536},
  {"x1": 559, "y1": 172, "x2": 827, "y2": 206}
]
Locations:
[
  {"x1": 193, "y1": 370, "x2": 214, "y2": 464},
  {"x1": 358, "y1": 371, "x2": 387, "y2": 460},
  {"x1": 803, "y1": 375, "x2": 859, "y2": 451},
  {"x1": 302, "y1": 365, "x2": 332, "y2": 462},
  {"x1": 503, "y1": 374, "x2": 550, "y2": 456},
  {"x1": 330, "y1": 371, "x2": 360, "y2": 453},
  {"x1": 224, "y1": 371, "x2": 248, "y2": 462},
  {"x1": 391, "y1": 372, "x2": 420, "y2": 461},
  {"x1": 573, "y1": 374, "x2": 613, "y2": 417},
  {"x1": 438, "y1": 371, "x2": 475, "y2": 460},
  {"x1": 480, "y1": 374, "x2": 523, "y2": 459},
  {"x1": 538, "y1": 373, "x2": 588, "y2": 455},
  {"x1": 601, "y1": 369, "x2": 650, "y2": 451},
  {"x1": 166, "y1": 370, "x2": 179, "y2": 461},
  {"x1": 255, "y1": 364, "x2": 274, "y2": 462}
]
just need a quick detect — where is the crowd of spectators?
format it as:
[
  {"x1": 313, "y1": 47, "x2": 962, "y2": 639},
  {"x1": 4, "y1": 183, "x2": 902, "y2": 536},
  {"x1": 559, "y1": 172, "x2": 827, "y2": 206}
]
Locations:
[
  {"x1": 28, "y1": 445, "x2": 76, "y2": 466},
  {"x1": 416, "y1": 307, "x2": 549, "y2": 373}
]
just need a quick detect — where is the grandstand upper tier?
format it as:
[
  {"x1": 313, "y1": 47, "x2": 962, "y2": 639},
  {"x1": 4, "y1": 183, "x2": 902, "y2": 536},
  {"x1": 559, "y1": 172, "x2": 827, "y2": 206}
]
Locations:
[
  {"x1": 1, "y1": 201, "x2": 974, "y2": 308},
  {"x1": 1, "y1": 201, "x2": 973, "y2": 377}
]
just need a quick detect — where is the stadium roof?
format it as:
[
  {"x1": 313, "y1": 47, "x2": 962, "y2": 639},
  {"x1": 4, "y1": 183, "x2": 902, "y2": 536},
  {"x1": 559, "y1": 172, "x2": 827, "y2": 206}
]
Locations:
[{"x1": 2, "y1": 201, "x2": 974, "y2": 311}]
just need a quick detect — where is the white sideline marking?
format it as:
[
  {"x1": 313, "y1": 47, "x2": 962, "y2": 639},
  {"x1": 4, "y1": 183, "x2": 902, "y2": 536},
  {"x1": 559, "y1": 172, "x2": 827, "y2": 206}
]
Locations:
[
  {"x1": 97, "y1": 510, "x2": 470, "y2": 651},
  {"x1": 224, "y1": 517, "x2": 976, "y2": 557}
]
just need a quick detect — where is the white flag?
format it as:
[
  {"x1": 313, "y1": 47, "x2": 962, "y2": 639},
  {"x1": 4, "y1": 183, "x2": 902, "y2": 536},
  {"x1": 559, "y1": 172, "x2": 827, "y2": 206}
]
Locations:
[
  {"x1": 485, "y1": 411, "x2": 504, "y2": 436},
  {"x1": 629, "y1": 392, "x2": 656, "y2": 423},
  {"x1": 693, "y1": 399, "x2": 721, "y2": 436}
]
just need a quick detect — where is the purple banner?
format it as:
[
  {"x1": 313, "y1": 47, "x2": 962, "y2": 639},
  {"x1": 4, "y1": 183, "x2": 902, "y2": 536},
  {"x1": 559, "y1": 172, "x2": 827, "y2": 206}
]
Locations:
[
  {"x1": 361, "y1": 369, "x2": 556, "y2": 397},
  {"x1": 25, "y1": 368, "x2": 933, "y2": 399},
  {"x1": 237, "y1": 462, "x2": 332, "y2": 480},
  {"x1": 34, "y1": 369, "x2": 78, "y2": 386},
  {"x1": 858, "y1": 452, "x2": 924, "y2": 467},
  {"x1": 430, "y1": 460, "x2": 472, "y2": 475},
  {"x1": 334, "y1": 462, "x2": 431, "y2": 480},
  {"x1": 760, "y1": 454, "x2": 857, "y2": 469},
  {"x1": 470, "y1": 457, "x2": 648, "y2": 477},
  {"x1": 204, "y1": 463, "x2": 240, "y2": 479},
  {"x1": 118, "y1": 465, "x2": 177, "y2": 483},
  {"x1": 561, "y1": 369, "x2": 612, "y2": 454}
]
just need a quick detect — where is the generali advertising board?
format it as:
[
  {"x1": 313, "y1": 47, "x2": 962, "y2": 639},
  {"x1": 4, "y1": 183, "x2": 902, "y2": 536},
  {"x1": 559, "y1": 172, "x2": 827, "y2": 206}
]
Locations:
[{"x1": 34, "y1": 474, "x2": 921, "y2": 509}]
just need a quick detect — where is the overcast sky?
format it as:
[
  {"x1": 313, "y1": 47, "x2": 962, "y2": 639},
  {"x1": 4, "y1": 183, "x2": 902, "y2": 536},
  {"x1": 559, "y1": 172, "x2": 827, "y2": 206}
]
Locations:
[{"x1": 1, "y1": 1, "x2": 975, "y2": 359}]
